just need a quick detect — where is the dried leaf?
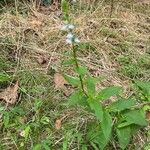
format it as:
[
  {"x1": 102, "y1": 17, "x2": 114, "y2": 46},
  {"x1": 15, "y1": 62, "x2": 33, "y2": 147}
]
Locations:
[
  {"x1": 55, "y1": 119, "x2": 62, "y2": 130},
  {"x1": 0, "y1": 81, "x2": 19, "y2": 104},
  {"x1": 37, "y1": 55, "x2": 49, "y2": 65},
  {"x1": 146, "y1": 111, "x2": 150, "y2": 120},
  {"x1": 54, "y1": 73, "x2": 68, "y2": 89}
]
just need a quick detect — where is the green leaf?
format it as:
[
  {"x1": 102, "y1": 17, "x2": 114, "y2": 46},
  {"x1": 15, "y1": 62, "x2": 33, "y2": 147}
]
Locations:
[
  {"x1": 24, "y1": 126, "x2": 31, "y2": 141},
  {"x1": 135, "y1": 80, "x2": 150, "y2": 101},
  {"x1": 67, "y1": 90, "x2": 88, "y2": 106},
  {"x1": 87, "y1": 124, "x2": 109, "y2": 150},
  {"x1": 101, "y1": 111, "x2": 112, "y2": 140},
  {"x1": 0, "y1": 73, "x2": 10, "y2": 82},
  {"x1": 86, "y1": 76, "x2": 96, "y2": 96},
  {"x1": 117, "y1": 126, "x2": 131, "y2": 150},
  {"x1": 32, "y1": 144, "x2": 42, "y2": 150},
  {"x1": 63, "y1": 59, "x2": 75, "y2": 65},
  {"x1": 88, "y1": 98, "x2": 103, "y2": 121},
  {"x1": 96, "y1": 86, "x2": 122, "y2": 101},
  {"x1": 76, "y1": 66, "x2": 87, "y2": 77},
  {"x1": 109, "y1": 98, "x2": 136, "y2": 112},
  {"x1": 64, "y1": 75, "x2": 80, "y2": 86},
  {"x1": 123, "y1": 110, "x2": 148, "y2": 126}
]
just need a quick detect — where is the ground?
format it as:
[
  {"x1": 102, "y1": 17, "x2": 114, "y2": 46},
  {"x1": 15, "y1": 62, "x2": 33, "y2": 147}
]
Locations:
[{"x1": 0, "y1": 0, "x2": 150, "y2": 150}]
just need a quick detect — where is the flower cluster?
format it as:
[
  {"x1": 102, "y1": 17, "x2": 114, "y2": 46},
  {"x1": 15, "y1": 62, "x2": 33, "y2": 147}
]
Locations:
[{"x1": 61, "y1": 23, "x2": 80, "y2": 45}]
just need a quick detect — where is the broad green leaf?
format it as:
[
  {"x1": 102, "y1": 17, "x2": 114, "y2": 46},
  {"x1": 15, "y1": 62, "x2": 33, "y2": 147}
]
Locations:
[
  {"x1": 64, "y1": 75, "x2": 80, "y2": 86},
  {"x1": 88, "y1": 98, "x2": 103, "y2": 121},
  {"x1": 76, "y1": 66, "x2": 87, "y2": 77},
  {"x1": 0, "y1": 73, "x2": 10, "y2": 82},
  {"x1": 117, "y1": 121, "x2": 133, "y2": 128},
  {"x1": 117, "y1": 126, "x2": 131, "y2": 150},
  {"x1": 86, "y1": 76, "x2": 96, "y2": 96},
  {"x1": 123, "y1": 110, "x2": 148, "y2": 126},
  {"x1": 32, "y1": 144, "x2": 42, "y2": 150},
  {"x1": 63, "y1": 59, "x2": 75, "y2": 65},
  {"x1": 109, "y1": 98, "x2": 136, "y2": 112},
  {"x1": 135, "y1": 80, "x2": 150, "y2": 101},
  {"x1": 87, "y1": 124, "x2": 109, "y2": 150},
  {"x1": 101, "y1": 111, "x2": 112, "y2": 140},
  {"x1": 67, "y1": 90, "x2": 88, "y2": 106},
  {"x1": 96, "y1": 86, "x2": 122, "y2": 101}
]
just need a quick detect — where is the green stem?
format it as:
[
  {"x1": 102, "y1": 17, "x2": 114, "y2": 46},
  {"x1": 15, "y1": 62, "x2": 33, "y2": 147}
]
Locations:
[{"x1": 72, "y1": 44, "x2": 88, "y2": 97}]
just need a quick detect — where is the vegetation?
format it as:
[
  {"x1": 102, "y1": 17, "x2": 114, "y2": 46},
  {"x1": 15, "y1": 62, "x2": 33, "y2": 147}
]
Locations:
[{"x1": 0, "y1": 0, "x2": 150, "y2": 149}]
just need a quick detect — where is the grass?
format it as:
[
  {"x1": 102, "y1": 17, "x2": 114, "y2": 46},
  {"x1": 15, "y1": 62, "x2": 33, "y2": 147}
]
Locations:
[{"x1": 0, "y1": 0, "x2": 150, "y2": 149}]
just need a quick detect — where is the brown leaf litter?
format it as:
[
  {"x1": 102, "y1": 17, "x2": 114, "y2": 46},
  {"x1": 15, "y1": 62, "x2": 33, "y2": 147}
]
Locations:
[
  {"x1": 0, "y1": 81, "x2": 19, "y2": 105},
  {"x1": 54, "y1": 73, "x2": 73, "y2": 96}
]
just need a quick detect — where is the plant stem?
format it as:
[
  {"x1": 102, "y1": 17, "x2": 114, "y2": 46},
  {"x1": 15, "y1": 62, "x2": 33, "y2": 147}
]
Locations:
[{"x1": 72, "y1": 44, "x2": 88, "y2": 97}]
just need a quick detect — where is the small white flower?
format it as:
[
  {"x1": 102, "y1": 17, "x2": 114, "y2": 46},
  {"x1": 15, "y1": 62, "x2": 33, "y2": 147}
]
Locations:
[
  {"x1": 68, "y1": 24, "x2": 75, "y2": 30},
  {"x1": 74, "y1": 37, "x2": 80, "y2": 43},
  {"x1": 66, "y1": 33, "x2": 74, "y2": 39},
  {"x1": 66, "y1": 38, "x2": 73, "y2": 44}
]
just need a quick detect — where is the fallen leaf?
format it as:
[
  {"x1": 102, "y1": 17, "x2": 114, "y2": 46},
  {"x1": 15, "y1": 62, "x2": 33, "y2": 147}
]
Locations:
[
  {"x1": 54, "y1": 73, "x2": 68, "y2": 89},
  {"x1": 37, "y1": 55, "x2": 49, "y2": 65},
  {"x1": 146, "y1": 111, "x2": 150, "y2": 120},
  {"x1": 0, "y1": 81, "x2": 19, "y2": 104},
  {"x1": 55, "y1": 119, "x2": 62, "y2": 130}
]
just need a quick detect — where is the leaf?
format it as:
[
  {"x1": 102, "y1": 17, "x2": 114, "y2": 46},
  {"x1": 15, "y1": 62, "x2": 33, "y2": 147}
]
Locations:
[
  {"x1": 32, "y1": 144, "x2": 42, "y2": 150},
  {"x1": 88, "y1": 98, "x2": 103, "y2": 121},
  {"x1": 96, "y1": 86, "x2": 122, "y2": 101},
  {"x1": 0, "y1": 73, "x2": 10, "y2": 82},
  {"x1": 86, "y1": 76, "x2": 96, "y2": 96},
  {"x1": 109, "y1": 98, "x2": 136, "y2": 112},
  {"x1": 117, "y1": 126, "x2": 131, "y2": 150},
  {"x1": 64, "y1": 75, "x2": 80, "y2": 86},
  {"x1": 76, "y1": 66, "x2": 87, "y2": 77},
  {"x1": 123, "y1": 110, "x2": 148, "y2": 126},
  {"x1": 61, "y1": 0, "x2": 69, "y2": 20},
  {"x1": 67, "y1": 90, "x2": 88, "y2": 106},
  {"x1": 135, "y1": 80, "x2": 150, "y2": 101},
  {"x1": 101, "y1": 111, "x2": 112, "y2": 140},
  {"x1": 87, "y1": 124, "x2": 109, "y2": 150},
  {"x1": 0, "y1": 81, "x2": 19, "y2": 104},
  {"x1": 54, "y1": 73, "x2": 68, "y2": 89},
  {"x1": 55, "y1": 119, "x2": 62, "y2": 130}
]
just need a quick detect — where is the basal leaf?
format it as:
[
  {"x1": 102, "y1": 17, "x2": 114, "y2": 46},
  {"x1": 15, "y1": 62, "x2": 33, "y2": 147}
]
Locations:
[
  {"x1": 67, "y1": 90, "x2": 88, "y2": 107},
  {"x1": 96, "y1": 86, "x2": 122, "y2": 101},
  {"x1": 135, "y1": 80, "x2": 150, "y2": 101},
  {"x1": 123, "y1": 110, "x2": 148, "y2": 126},
  {"x1": 101, "y1": 111, "x2": 112, "y2": 140},
  {"x1": 117, "y1": 126, "x2": 131, "y2": 150},
  {"x1": 88, "y1": 98, "x2": 103, "y2": 121},
  {"x1": 86, "y1": 76, "x2": 96, "y2": 96},
  {"x1": 109, "y1": 98, "x2": 136, "y2": 112}
]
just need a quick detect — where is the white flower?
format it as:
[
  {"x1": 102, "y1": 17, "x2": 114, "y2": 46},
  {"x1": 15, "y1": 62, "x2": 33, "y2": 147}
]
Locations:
[
  {"x1": 66, "y1": 38, "x2": 72, "y2": 44},
  {"x1": 74, "y1": 37, "x2": 80, "y2": 43},
  {"x1": 68, "y1": 24, "x2": 75, "y2": 30},
  {"x1": 66, "y1": 33, "x2": 74, "y2": 39}
]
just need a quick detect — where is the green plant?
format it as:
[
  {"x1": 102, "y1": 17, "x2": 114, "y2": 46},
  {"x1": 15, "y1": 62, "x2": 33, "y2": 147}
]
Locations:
[{"x1": 61, "y1": 1, "x2": 149, "y2": 149}]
